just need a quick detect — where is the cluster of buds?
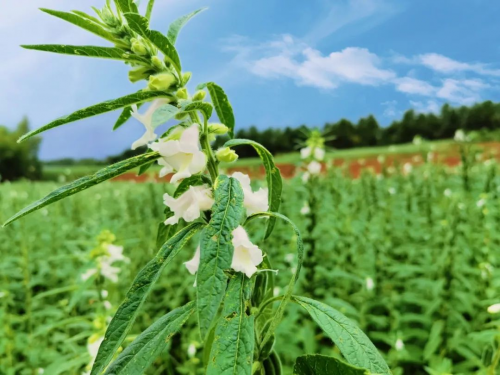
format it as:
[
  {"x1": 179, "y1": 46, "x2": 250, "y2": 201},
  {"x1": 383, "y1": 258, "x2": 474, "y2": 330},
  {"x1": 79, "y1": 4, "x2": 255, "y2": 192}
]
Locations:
[{"x1": 300, "y1": 129, "x2": 326, "y2": 182}]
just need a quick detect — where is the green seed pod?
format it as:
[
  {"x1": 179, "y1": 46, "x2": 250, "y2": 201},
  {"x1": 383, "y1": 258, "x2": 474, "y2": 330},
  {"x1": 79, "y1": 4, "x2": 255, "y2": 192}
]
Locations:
[
  {"x1": 208, "y1": 123, "x2": 229, "y2": 135},
  {"x1": 174, "y1": 112, "x2": 188, "y2": 120},
  {"x1": 181, "y1": 71, "x2": 192, "y2": 86},
  {"x1": 151, "y1": 56, "x2": 165, "y2": 71},
  {"x1": 216, "y1": 147, "x2": 238, "y2": 163},
  {"x1": 148, "y1": 73, "x2": 177, "y2": 91},
  {"x1": 128, "y1": 66, "x2": 152, "y2": 83},
  {"x1": 192, "y1": 90, "x2": 206, "y2": 101},
  {"x1": 176, "y1": 87, "x2": 189, "y2": 100}
]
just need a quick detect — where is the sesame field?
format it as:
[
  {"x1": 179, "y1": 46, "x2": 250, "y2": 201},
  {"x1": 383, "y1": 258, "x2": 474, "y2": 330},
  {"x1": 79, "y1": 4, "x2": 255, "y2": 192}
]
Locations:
[{"x1": 2, "y1": 153, "x2": 500, "y2": 375}]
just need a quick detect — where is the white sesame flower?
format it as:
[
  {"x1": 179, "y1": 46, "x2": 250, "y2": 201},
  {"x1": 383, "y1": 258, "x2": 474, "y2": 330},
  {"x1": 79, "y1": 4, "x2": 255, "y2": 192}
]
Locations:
[
  {"x1": 314, "y1": 148, "x2": 325, "y2": 161},
  {"x1": 307, "y1": 161, "x2": 322, "y2": 175},
  {"x1": 444, "y1": 189, "x2": 452, "y2": 197},
  {"x1": 273, "y1": 287, "x2": 281, "y2": 297},
  {"x1": 163, "y1": 184, "x2": 214, "y2": 225},
  {"x1": 99, "y1": 261, "x2": 121, "y2": 283},
  {"x1": 388, "y1": 187, "x2": 396, "y2": 195},
  {"x1": 403, "y1": 163, "x2": 412, "y2": 175},
  {"x1": 103, "y1": 301, "x2": 112, "y2": 310},
  {"x1": 150, "y1": 124, "x2": 207, "y2": 183},
  {"x1": 106, "y1": 244, "x2": 129, "y2": 264},
  {"x1": 395, "y1": 339, "x2": 404, "y2": 351},
  {"x1": 187, "y1": 343, "x2": 197, "y2": 358},
  {"x1": 184, "y1": 226, "x2": 263, "y2": 278},
  {"x1": 101, "y1": 290, "x2": 108, "y2": 299},
  {"x1": 284, "y1": 253, "x2": 295, "y2": 263},
  {"x1": 37, "y1": 369, "x2": 44, "y2": 374},
  {"x1": 427, "y1": 152, "x2": 435, "y2": 162},
  {"x1": 87, "y1": 336, "x2": 104, "y2": 360},
  {"x1": 488, "y1": 303, "x2": 500, "y2": 314},
  {"x1": 377, "y1": 155, "x2": 386, "y2": 164},
  {"x1": 300, "y1": 203, "x2": 310, "y2": 215},
  {"x1": 454, "y1": 129, "x2": 467, "y2": 142},
  {"x1": 477, "y1": 199, "x2": 486, "y2": 208},
  {"x1": 0, "y1": 291, "x2": 5, "y2": 299},
  {"x1": 365, "y1": 277, "x2": 374, "y2": 291},
  {"x1": 302, "y1": 172, "x2": 310, "y2": 183},
  {"x1": 300, "y1": 146, "x2": 312, "y2": 159},
  {"x1": 231, "y1": 172, "x2": 268, "y2": 215},
  {"x1": 130, "y1": 99, "x2": 168, "y2": 150}
]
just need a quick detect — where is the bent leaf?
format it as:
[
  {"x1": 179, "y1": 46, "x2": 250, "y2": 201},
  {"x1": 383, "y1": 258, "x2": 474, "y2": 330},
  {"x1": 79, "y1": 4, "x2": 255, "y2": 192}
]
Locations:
[
  {"x1": 19, "y1": 91, "x2": 171, "y2": 142},
  {"x1": 224, "y1": 139, "x2": 282, "y2": 238},
  {"x1": 207, "y1": 274, "x2": 254, "y2": 375},
  {"x1": 245, "y1": 212, "x2": 303, "y2": 352},
  {"x1": 90, "y1": 223, "x2": 204, "y2": 375},
  {"x1": 200, "y1": 82, "x2": 235, "y2": 138},
  {"x1": 21, "y1": 45, "x2": 145, "y2": 63},
  {"x1": 114, "y1": 106, "x2": 133, "y2": 130},
  {"x1": 40, "y1": 8, "x2": 117, "y2": 43},
  {"x1": 124, "y1": 13, "x2": 182, "y2": 74},
  {"x1": 3, "y1": 152, "x2": 160, "y2": 227},
  {"x1": 145, "y1": 0, "x2": 155, "y2": 20},
  {"x1": 104, "y1": 301, "x2": 195, "y2": 374},
  {"x1": 115, "y1": 0, "x2": 139, "y2": 14},
  {"x1": 167, "y1": 8, "x2": 207, "y2": 45},
  {"x1": 197, "y1": 175, "x2": 244, "y2": 339},
  {"x1": 293, "y1": 355, "x2": 369, "y2": 375},
  {"x1": 293, "y1": 296, "x2": 391, "y2": 375},
  {"x1": 181, "y1": 101, "x2": 213, "y2": 121}
]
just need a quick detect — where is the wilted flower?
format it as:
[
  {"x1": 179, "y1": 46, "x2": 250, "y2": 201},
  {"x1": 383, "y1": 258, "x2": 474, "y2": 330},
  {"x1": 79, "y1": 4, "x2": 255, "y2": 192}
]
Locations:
[
  {"x1": 184, "y1": 226, "x2": 263, "y2": 278},
  {"x1": 163, "y1": 184, "x2": 214, "y2": 225},
  {"x1": 302, "y1": 172, "x2": 310, "y2": 183},
  {"x1": 307, "y1": 161, "x2": 322, "y2": 175},
  {"x1": 130, "y1": 99, "x2": 169, "y2": 150},
  {"x1": 150, "y1": 124, "x2": 207, "y2": 183},
  {"x1": 487, "y1": 303, "x2": 500, "y2": 314},
  {"x1": 231, "y1": 172, "x2": 268, "y2": 215}
]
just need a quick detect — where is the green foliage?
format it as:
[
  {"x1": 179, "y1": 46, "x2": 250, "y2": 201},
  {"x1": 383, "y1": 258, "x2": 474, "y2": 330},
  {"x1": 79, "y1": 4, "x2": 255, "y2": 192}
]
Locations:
[
  {"x1": 199, "y1": 82, "x2": 236, "y2": 138},
  {"x1": 0, "y1": 118, "x2": 42, "y2": 182},
  {"x1": 167, "y1": 8, "x2": 207, "y2": 45},
  {"x1": 293, "y1": 355, "x2": 369, "y2": 375}
]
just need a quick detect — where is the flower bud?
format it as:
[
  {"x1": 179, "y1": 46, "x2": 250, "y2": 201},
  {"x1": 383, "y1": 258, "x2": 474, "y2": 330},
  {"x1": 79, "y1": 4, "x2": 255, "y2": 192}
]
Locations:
[
  {"x1": 216, "y1": 147, "x2": 238, "y2": 163},
  {"x1": 176, "y1": 88, "x2": 188, "y2": 100},
  {"x1": 208, "y1": 123, "x2": 229, "y2": 135},
  {"x1": 151, "y1": 56, "x2": 165, "y2": 71},
  {"x1": 131, "y1": 39, "x2": 148, "y2": 56},
  {"x1": 181, "y1": 71, "x2": 192, "y2": 86},
  {"x1": 148, "y1": 73, "x2": 176, "y2": 91},
  {"x1": 128, "y1": 66, "x2": 151, "y2": 83},
  {"x1": 192, "y1": 90, "x2": 206, "y2": 101}
]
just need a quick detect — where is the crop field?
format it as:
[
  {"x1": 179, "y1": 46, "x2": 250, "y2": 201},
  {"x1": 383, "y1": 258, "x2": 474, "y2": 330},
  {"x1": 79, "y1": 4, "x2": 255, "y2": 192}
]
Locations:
[{"x1": 2, "y1": 156, "x2": 500, "y2": 375}]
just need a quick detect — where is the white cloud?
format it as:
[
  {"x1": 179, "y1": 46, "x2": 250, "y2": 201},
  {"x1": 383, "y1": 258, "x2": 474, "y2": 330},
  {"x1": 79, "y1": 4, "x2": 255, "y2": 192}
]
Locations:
[
  {"x1": 382, "y1": 100, "x2": 400, "y2": 117},
  {"x1": 410, "y1": 100, "x2": 441, "y2": 114},
  {"x1": 394, "y1": 77, "x2": 435, "y2": 96},
  {"x1": 436, "y1": 78, "x2": 488, "y2": 105}
]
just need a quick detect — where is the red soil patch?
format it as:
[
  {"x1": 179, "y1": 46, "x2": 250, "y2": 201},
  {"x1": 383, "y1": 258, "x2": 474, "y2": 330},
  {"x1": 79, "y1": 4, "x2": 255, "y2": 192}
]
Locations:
[{"x1": 112, "y1": 142, "x2": 500, "y2": 182}]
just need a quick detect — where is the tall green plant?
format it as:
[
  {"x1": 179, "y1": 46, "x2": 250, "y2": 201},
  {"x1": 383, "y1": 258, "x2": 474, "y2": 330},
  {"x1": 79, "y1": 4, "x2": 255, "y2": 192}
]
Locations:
[{"x1": 4, "y1": 2, "x2": 391, "y2": 374}]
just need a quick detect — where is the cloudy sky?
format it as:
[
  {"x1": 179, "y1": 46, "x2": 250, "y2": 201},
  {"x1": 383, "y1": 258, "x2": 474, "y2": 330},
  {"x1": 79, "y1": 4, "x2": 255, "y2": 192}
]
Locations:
[{"x1": 2, "y1": 0, "x2": 500, "y2": 160}]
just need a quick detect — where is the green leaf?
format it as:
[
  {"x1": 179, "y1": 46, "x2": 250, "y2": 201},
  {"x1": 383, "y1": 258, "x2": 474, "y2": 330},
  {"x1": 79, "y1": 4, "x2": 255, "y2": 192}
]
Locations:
[
  {"x1": 145, "y1": 0, "x2": 155, "y2": 20},
  {"x1": 19, "y1": 91, "x2": 171, "y2": 142},
  {"x1": 124, "y1": 13, "x2": 182, "y2": 75},
  {"x1": 245, "y1": 212, "x2": 303, "y2": 352},
  {"x1": 293, "y1": 355, "x2": 369, "y2": 375},
  {"x1": 207, "y1": 274, "x2": 254, "y2": 375},
  {"x1": 202, "y1": 82, "x2": 235, "y2": 138},
  {"x1": 104, "y1": 301, "x2": 195, "y2": 374},
  {"x1": 423, "y1": 320, "x2": 444, "y2": 360},
  {"x1": 174, "y1": 175, "x2": 212, "y2": 198},
  {"x1": 40, "y1": 8, "x2": 117, "y2": 43},
  {"x1": 115, "y1": 0, "x2": 139, "y2": 14},
  {"x1": 167, "y1": 8, "x2": 207, "y2": 45},
  {"x1": 114, "y1": 103, "x2": 143, "y2": 130},
  {"x1": 3, "y1": 152, "x2": 160, "y2": 227},
  {"x1": 151, "y1": 103, "x2": 180, "y2": 128},
  {"x1": 197, "y1": 175, "x2": 245, "y2": 339},
  {"x1": 292, "y1": 296, "x2": 391, "y2": 375},
  {"x1": 21, "y1": 45, "x2": 145, "y2": 63},
  {"x1": 137, "y1": 160, "x2": 154, "y2": 176},
  {"x1": 224, "y1": 139, "x2": 283, "y2": 238},
  {"x1": 181, "y1": 101, "x2": 214, "y2": 121},
  {"x1": 90, "y1": 222, "x2": 204, "y2": 375}
]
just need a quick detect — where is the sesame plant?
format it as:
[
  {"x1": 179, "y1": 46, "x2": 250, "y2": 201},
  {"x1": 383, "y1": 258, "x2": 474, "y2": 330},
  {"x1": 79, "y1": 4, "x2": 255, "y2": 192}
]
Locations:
[{"x1": 3, "y1": 1, "x2": 391, "y2": 374}]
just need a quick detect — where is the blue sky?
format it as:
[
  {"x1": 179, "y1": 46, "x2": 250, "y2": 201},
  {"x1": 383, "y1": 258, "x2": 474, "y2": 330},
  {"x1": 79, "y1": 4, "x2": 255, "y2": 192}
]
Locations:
[{"x1": 2, "y1": 0, "x2": 500, "y2": 160}]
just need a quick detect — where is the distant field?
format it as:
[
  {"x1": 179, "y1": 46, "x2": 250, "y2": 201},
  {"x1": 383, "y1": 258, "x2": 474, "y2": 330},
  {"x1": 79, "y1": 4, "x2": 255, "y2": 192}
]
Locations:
[{"x1": 42, "y1": 139, "x2": 461, "y2": 181}]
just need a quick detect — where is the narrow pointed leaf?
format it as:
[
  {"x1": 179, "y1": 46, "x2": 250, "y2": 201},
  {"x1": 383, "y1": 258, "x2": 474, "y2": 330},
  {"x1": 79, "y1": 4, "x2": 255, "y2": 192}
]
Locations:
[
  {"x1": 245, "y1": 212, "x2": 303, "y2": 351},
  {"x1": 90, "y1": 222, "x2": 204, "y2": 375},
  {"x1": 115, "y1": 0, "x2": 139, "y2": 14},
  {"x1": 40, "y1": 8, "x2": 117, "y2": 43},
  {"x1": 104, "y1": 301, "x2": 195, "y2": 374},
  {"x1": 293, "y1": 355, "x2": 369, "y2": 375},
  {"x1": 3, "y1": 152, "x2": 159, "y2": 227},
  {"x1": 207, "y1": 274, "x2": 254, "y2": 375},
  {"x1": 202, "y1": 82, "x2": 235, "y2": 137},
  {"x1": 197, "y1": 175, "x2": 244, "y2": 339},
  {"x1": 145, "y1": 0, "x2": 155, "y2": 20},
  {"x1": 181, "y1": 101, "x2": 213, "y2": 121},
  {"x1": 19, "y1": 91, "x2": 171, "y2": 142},
  {"x1": 292, "y1": 296, "x2": 391, "y2": 375},
  {"x1": 114, "y1": 106, "x2": 133, "y2": 130},
  {"x1": 224, "y1": 139, "x2": 282, "y2": 238},
  {"x1": 21, "y1": 45, "x2": 145, "y2": 63},
  {"x1": 124, "y1": 13, "x2": 182, "y2": 74},
  {"x1": 167, "y1": 8, "x2": 207, "y2": 44}
]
